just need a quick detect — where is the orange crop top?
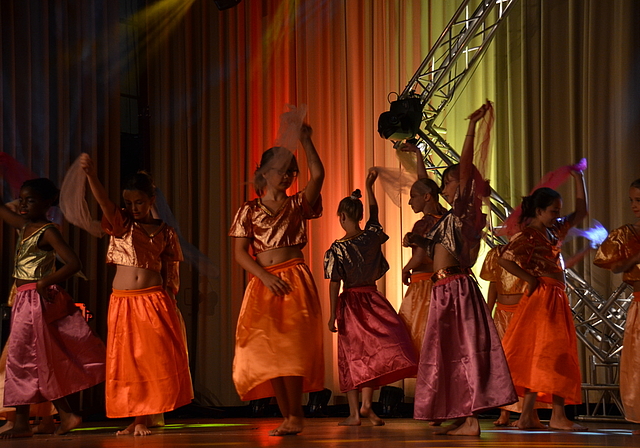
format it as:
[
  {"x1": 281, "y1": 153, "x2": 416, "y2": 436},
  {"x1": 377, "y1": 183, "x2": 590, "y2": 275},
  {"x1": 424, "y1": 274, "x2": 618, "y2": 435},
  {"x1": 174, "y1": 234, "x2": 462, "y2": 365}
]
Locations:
[
  {"x1": 228, "y1": 191, "x2": 322, "y2": 254},
  {"x1": 594, "y1": 224, "x2": 640, "y2": 285},
  {"x1": 102, "y1": 208, "x2": 183, "y2": 294},
  {"x1": 480, "y1": 245, "x2": 528, "y2": 295},
  {"x1": 501, "y1": 216, "x2": 573, "y2": 277}
]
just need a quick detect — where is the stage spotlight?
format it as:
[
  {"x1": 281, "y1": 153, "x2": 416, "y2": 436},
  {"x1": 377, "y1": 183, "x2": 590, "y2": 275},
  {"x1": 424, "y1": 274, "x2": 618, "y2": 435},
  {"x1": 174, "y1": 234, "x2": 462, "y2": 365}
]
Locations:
[
  {"x1": 377, "y1": 97, "x2": 422, "y2": 140},
  {"x1": 214, "y1": 0, "x2": 241, "y2": 10}
]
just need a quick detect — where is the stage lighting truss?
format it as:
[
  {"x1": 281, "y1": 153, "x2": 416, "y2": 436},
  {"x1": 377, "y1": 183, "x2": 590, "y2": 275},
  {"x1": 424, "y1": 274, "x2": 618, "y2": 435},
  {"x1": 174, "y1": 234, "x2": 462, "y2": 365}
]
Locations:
[{"x1": 384, "y1": 0, "x2": 628, "y2": 420}]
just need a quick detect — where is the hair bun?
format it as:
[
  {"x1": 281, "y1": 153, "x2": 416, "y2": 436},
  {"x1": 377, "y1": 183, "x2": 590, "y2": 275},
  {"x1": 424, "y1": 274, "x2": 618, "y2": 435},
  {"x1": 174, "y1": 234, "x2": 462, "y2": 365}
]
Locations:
[{"x1": 350, "y1": 189, "x2": 362, "y2": 200}]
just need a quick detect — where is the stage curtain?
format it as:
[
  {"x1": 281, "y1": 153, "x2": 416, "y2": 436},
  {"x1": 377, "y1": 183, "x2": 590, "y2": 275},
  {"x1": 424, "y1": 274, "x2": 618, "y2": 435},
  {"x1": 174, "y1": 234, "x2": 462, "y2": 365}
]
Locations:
[{"x1": 0, "y1": 0, "x2": 120, "y2": 411}]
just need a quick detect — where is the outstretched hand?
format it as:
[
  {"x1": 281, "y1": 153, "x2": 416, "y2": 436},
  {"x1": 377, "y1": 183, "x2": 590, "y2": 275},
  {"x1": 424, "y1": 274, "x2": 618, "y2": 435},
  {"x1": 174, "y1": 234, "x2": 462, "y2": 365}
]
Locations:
[
  {"x1": 468, "y1": 100, "x2": 492, "y2": 123},
  {"x1": 366, "y1": 168, "x2": 379, "y2": 186},
  {"x1": 300, "y1": 123, "x2": 313, "y2": 142},
  {"x1": 79, "y1": 153, "x2": 96, "y2": 177}
]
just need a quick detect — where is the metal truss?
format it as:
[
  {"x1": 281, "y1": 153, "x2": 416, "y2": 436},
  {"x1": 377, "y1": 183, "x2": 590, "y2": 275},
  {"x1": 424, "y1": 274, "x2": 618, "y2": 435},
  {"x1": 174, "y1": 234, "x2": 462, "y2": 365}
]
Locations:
[{"x1": 387, "y1": 0, "x2": 630, "y2": 420}]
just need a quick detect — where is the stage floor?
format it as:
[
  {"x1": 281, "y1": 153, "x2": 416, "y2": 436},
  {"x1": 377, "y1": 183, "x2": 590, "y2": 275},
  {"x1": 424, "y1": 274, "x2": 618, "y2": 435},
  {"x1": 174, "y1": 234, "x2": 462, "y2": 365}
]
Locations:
[{"x1": 0, "y1": 417, "x2": 637, "y2": 447}]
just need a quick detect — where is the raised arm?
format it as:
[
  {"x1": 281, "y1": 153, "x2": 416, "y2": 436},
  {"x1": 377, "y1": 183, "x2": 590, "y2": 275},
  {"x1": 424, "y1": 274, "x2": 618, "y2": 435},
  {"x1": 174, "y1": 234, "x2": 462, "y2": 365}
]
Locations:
[
  {"x1": 365, "y1": 168, "x2": 379, "y2": 222},
  {"x1": 79, "y1": 153, "x2": 118, "y2": 225},
  {"x1": 0, "y1": 201, "x2": 27, "y2": 229},
  {"x1": 460, "y1": 101, "x2": 492, "y2": 194},
  {"x1": 300, "y1": 124, "x2": 324, "y2": 207},
  {"x1": 398, "y1": 141, "x2": 428, "y2": 180},
  {"x1": 568, "y1": 169, "x2": 588, "y2": 226}
]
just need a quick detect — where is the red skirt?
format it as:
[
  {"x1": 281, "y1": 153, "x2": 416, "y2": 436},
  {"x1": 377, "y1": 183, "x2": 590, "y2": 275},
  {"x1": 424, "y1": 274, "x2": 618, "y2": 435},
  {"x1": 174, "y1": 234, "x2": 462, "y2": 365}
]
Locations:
[{"x1": 501, "y1": 277, "x2": 582, "y2": 404}]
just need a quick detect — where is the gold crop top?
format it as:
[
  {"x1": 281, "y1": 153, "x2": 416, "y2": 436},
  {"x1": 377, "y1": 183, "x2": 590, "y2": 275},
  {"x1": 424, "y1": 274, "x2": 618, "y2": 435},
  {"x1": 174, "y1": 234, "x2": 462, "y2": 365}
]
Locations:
[
  {"x1": 102, "y1": 209, "x2": 183, "y2": 294},
  {"x1": 501, "y1": 216, "x2": 573, "y2": 277},
  {"x1": 480, "y1": 245, "x2": 528, "y2": 295},
  {"x1": 13, "y1": 223, "x2": 57, "y2": 281},
  {"x1": 228, "y1": 191, "x2": 322, "y2": 254},
  {"x1": 594, "y1": 224, "x2": 640, "y2": 284}
]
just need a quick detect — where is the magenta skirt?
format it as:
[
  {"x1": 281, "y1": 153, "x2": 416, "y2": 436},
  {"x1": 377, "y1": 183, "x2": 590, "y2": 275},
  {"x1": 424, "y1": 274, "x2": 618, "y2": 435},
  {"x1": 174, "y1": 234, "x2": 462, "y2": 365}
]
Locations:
[
  {"x1": 414, "y1": 274, "x2": 516, "y2": 420},
  {"x1": 4, "y1": 283, "x2": 106, "y2": 406},
  {"x1": 337, "y1": 286, "x2": 417, "y2": 392}
]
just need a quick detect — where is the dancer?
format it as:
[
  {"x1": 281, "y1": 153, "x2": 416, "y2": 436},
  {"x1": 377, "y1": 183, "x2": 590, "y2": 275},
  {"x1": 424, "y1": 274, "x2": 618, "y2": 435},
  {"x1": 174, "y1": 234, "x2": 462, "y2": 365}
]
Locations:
[
  {"x1": 229, "y1": 123, "x2": 324, "y2": 436},
  {"x1": 594, "y1": 178, "x2": 640, "y2": 435},
  {"x1": 498, "y1": 176, "x2": 588, "y2": 431},
  {"x1": 81, "y1": 155, "x2": 193, "y2": 436},
  {"x1": 397, "y1": 142, "x2": 445, "y2": 356},
  {"x1": 481, "y1": 245, "x2": 551, "y2": 427},
  {"x1": 413, "y1": 102, "x2": 517, "y2": 436},
  {"x1": 0, "y1": 178, "x2": 105, "y2": 438},
  {"x1": 324, "y1": 169, "x2": 417, "y2": 426}
]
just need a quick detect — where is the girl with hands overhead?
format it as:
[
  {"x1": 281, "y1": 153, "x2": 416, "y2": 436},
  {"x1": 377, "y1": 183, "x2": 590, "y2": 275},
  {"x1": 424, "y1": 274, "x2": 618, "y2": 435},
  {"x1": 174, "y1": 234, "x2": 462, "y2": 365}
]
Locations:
[
  {"x1": 229, "y1": 122, "x2": 325, "y2": 436},
  {"x1": 324, "y1": 169, "x2": 417, "y2": 427}
]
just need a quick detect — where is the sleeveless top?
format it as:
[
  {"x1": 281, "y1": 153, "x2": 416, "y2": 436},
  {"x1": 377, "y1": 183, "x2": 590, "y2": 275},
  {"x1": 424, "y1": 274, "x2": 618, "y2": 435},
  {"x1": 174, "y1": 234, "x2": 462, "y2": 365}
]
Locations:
[{"x1": 13, "y1": 223, "x2": 57, "y2": 281}]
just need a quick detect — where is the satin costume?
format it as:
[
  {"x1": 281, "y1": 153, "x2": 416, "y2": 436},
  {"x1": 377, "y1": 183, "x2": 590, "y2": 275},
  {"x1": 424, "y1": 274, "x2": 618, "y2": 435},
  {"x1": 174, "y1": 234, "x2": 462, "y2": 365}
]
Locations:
[
  {"x1": 5, "y1": 224, "x2": 106, "y2": 407},
  {"x1": 480, "y1": 245, "x2": 551, "y2": 413},
  {"x1": 398, "y1": 215, "x2": 440, "y2": 357},
  {"x1": 500, "y1": 217, "x2": 582, "y2": 405},
  {"x1": 229, "y1": 191, "x2": 324, "y2": 401},
  {"x1": 414, "y1": 182, "x2": 517, "y2": 421},
  {"x1": 594, "y1": 224, "x2": 640, "y2": 422},
  {"x1": 103, "y1": 209, "x2": 193, "y2": 418},
  {"x1": 324, "y1": 219, "x2": 417, "y2": 393}
]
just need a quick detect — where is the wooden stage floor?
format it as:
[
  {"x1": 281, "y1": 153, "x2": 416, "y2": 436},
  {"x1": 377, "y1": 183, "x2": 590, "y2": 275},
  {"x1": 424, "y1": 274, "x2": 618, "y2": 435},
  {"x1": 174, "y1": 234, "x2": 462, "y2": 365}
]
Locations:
[{"x1": 0, "y1": 417, "x2": 637, "y2": 447}]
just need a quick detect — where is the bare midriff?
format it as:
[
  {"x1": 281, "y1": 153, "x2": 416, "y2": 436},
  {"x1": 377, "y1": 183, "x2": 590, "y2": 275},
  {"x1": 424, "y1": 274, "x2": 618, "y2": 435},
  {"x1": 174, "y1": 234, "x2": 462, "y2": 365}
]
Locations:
[
  {"x1": 256, "y1": 245, "x2": 304, "y2": 267},
  {"x1": 113, "y1": 265, "x2": 163, "y2": 290},
  {"x1": 432, "y1": 244, "x2": 459, "y2": 272},
  {"x1": 497, "y1": 293, "x2": 523, "y2": 306}
]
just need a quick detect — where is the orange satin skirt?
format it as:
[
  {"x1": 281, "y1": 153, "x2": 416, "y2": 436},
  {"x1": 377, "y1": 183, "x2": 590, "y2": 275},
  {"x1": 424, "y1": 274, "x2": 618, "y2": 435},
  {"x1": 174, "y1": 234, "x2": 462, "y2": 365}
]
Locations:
[
  {"x1": 501, "y1": 277, "x2": 582, "y2": 405},
  {"x1": 398, "y1": 272, "x2": 432, "y2": 359},
  {"x1": 621, "y1": 292, "x2": 640, "y2": 423},
  {"x1": 106, "y1": 286, "x2": 193, "y2": 418},
  {"x1": 233, "y1": 258, "x2": 324, "y2": 401},
  {"x1": 495, "y1": 301, "x2": 552, "y2": 412}
]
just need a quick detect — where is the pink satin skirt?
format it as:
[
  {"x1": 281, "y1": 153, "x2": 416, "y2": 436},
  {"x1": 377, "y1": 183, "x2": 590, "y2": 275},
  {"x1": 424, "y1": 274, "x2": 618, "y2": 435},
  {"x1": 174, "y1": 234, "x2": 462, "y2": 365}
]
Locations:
[
  {"x1": 4, "y1": 283, "x2": 106, "y2": 407},
  {"x1": 620, "y1": 292, "x2": 640, "y2": 423},
  {"x1": 337, "y1": 286, "x2": 417, "y2": 392},
  {"x1": 233, "y1": 259, "x2": 324, "y2": 401},
  {"x1": 414, "y1": 274, "x2": 517, "y2": 420},
  {"x1": 398, "y1": 272, "x2": 433, "y2": 359}
]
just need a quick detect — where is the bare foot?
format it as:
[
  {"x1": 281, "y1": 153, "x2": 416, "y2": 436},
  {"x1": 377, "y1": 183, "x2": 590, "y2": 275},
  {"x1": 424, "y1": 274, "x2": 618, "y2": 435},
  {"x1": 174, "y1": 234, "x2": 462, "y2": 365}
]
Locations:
[
  {"x1": 0, "y1": 426, "x2": 33, "y2": 439},
  {"x1": 0, "y1": 421, "x2": 14, "y2": 435},
  {"x1": 32, "y1": 418, "x2": 56, "y2": 434},
  {"x1": 494, "y1": 410, "x2": 511, "y2": 426},
  {"x1": 515, "y1": 415, "x2": 548, "y2": 430},
  {"x1": 446, "y1": 417, "x2": 480, "y2": 436},
  {"x1": 548, "y1": 417, "x2": 587, "y2": 431},
  {"x1": 360, "y1": 407, "x2": 384, "y2": 426},
  {"x1": 434, "y1": 418, "x2": 465, "y2": 435},
  {"x1": 269, "y1": 416, "x2": 303, "y2": 436},
  {"x1": 117, "y1": 423, "x2": 151, "y2": 436},
  {"x1": 632, "y1": 429, "x2": 640, "y2": 435},
  {"x1": 147, "y1": 413, "x2": 165, "y2": 428},
  {"x1": 338, "y1": 416, "x2": 361, "y2": 426},
  {"x1": 428, "y1": 419, "x2": 443, "y2": 426},
  {"x1": 55, "y1": 413, "x2": 81, "y2": 435}
]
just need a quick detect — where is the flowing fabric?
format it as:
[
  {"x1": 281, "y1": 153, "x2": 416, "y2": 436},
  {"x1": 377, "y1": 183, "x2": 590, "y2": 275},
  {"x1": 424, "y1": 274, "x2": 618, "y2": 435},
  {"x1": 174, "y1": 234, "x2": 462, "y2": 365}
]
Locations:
[
  {"x1": 106, "y1": 286, "x2": 193, "y2": 418},
  {"x1": 233, "y1": 258, "x2": 324, "y2": 401},
  {"x1": 497, "y1": 159, "x2": 587, "y2": 238},
  {"x1": 414, "y1": 274, "x2": 517, "y2": 420},
  {"x1": 59, "y1": 156, "x2": 103, "y2": 238},
  {"x1": 398, "y1": 272, "x2": 433, "y2": 359},
  {"x1": 4, "y1": 284, "x2": 106, "y2": 406},
  {"x1": 620, "y1": 292, "x2": 640, "y2": 423},
  {"x1": 274, "y1": 104, "x2": 307, "y2": 152},
  {"x1": 336, "y1": 286, "x2": 417, "y2": 392},
  {"x1": 501, "y1": 277, "x2": 582, "y2": 405},
  {"x1": 373, "y1": 166, "x2": 417, "y2": 208}
]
